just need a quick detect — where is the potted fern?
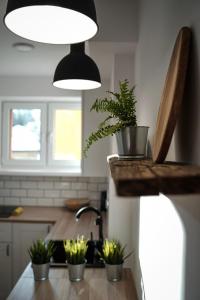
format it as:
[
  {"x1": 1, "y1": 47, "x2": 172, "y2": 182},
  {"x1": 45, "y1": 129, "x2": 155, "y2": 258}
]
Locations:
[
  {"x1": 84, "y1": 79, "x2": 149, "y2": 158},
  {"x1": 101, "y1": 239, "x2": 132, "y2": 282},
  {"x1": 64, "y1": 236, "x2": 88, "y2": 282},
  {"x1": 28, "y1": 239, "x2": 55, "y2": 281}
]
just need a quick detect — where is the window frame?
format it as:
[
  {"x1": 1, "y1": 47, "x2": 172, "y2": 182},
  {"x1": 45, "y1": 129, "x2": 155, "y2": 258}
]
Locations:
[
  {"x1": 2, "y1": 102, "x2": 47, "y2": 167},
  {"x1": 47, "y1": 101, "x2": 82, "y2": 169},
  {"x1": 1, "y1": 98, "x2": 82, "y2": 174}
]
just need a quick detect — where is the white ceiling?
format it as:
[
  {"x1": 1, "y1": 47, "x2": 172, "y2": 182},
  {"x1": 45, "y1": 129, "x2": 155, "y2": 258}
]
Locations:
[{"x1": 0, "y1": 0, "x2": 138, "y2": 80}]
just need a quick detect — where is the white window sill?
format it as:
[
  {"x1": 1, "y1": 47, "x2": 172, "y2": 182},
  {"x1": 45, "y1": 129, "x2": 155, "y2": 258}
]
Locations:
[{"x1": 0, "y1": 168, "x2": 82, "y2": 176}]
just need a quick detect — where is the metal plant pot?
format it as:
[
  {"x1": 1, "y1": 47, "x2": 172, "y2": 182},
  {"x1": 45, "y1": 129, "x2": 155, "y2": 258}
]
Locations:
[
  {"x1": 105, "y1": 263, "x2": 123, "y2": 282},
  {"x1": 116, "y1": 126, "x2": 149, "y2": 158},
  {"x1": 32, "y1": 263, "x2": 50, "y2": 281},
  {"x1": 67, "y1": 262, "x2": 86, "y2": 282}
]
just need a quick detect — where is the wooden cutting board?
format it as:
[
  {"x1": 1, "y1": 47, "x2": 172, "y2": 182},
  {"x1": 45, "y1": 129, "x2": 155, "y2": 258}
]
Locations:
[{"x1": 152, "y1": 27, "x2": 191, "y2": 163}]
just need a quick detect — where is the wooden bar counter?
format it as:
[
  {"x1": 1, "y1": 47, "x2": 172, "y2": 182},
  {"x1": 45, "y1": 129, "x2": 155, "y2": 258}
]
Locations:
[
  {"x1": 1, "y1": 207, "x2": 137, "y2": 300},
  {"x1": 8, "y1": 265, "x2": 137, "y2": 300}
]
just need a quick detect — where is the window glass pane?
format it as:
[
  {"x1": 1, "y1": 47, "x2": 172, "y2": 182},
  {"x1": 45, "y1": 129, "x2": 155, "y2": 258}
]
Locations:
[
  {"x1": 10, "y1": 109, "x2": 41, "y2": 160},
  {"x1": 53, "y1": 109, "x2": 81, "y2": 161}
]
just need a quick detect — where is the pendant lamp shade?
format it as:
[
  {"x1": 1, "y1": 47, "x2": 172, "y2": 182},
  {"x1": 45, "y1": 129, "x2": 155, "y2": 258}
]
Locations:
[
  {"x1": 53, "y1": 43, "x2": 101, "y2": 90},
  {"x1": 4, "y1": 0, "x2": 98, "y2": 44}
]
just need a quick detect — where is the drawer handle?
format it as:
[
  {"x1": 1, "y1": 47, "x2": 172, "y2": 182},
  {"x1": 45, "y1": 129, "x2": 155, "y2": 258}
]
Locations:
[
  {"x1": 47, "y1": 225, "x2": 51, "y2": 233},
  {"x1": 6, "y1": 244, "x2": 10, "y2": 256}
]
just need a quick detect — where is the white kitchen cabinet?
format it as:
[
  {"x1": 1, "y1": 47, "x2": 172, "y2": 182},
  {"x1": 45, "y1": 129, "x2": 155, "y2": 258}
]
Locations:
[
  {"x1": 12, "y1": 222, "x2": 52, "y2": 285},
  {"x1": 0, "y1": 223, "x2": 12, "y2": 300}
]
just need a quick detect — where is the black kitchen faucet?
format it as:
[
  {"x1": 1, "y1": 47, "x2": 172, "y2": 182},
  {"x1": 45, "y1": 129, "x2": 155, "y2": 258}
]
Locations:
[{"x1": 75, "y1": 206, "x2": 104, "y2": 242}]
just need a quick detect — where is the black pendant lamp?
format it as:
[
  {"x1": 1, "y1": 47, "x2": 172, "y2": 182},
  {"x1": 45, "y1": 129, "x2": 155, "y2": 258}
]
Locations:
[
  {"x1": 53, "y1": 43, "x2": 101, "y2": 90},
  {"x1": 4, "y1": 0, "x2": 98, "y2": 44}
]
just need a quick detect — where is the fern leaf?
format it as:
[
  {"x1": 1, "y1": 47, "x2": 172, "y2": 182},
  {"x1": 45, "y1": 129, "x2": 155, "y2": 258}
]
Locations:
[{"x1": 84, "y1": 79, "x2": 138, "y2": 155}]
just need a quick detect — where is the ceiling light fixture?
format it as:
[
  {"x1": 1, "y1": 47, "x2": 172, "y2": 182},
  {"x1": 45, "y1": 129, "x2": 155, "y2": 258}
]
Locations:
[
  {"x1": 53, "y1": 43, "x2": 101, "y2": 90},
  {"x1": 12, "y1": 42, "x2": 34, "y2": 52},
  {"x1": 4, "y1": 0, "x2": 98, "y2": 44}
]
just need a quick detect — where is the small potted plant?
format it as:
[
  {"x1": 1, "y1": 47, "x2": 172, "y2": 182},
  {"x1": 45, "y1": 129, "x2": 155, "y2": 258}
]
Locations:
[
  {"x1": 64, "y1": 236, "x2": 88, "y2": 282},
  {"x1": 28, "y1": 239, "x2": 55, "y2": 281},
  {"x1": 101, "y1": 239, "x2": 132, "y2": 282},
  {"x1": 83, "y1": 79, "x2": 149, "y2": 158}
]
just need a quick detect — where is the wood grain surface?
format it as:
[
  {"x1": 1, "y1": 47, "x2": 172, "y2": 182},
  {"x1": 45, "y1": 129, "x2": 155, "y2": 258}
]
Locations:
[
  {"x1": 0, "y1": 206, "x2": 108, "y2": 241},
  {"x1": 7, "y1": 265, "x2": 138, "y2": 300},
  {"x1": 4, "y1": 208, "x2": 134, "y2": 300},
  {"x1": 152, "y1": 27, "x2": 191, "y2": 163},
  {"x1": 4, "y1": 208, "x2": 136, "y2": 300},
  {"x1": 109, "y1": 158, "x2": 159, "y2": 196},
  {"x1": 109, "y1": 157, "x2": 200, "y2": 196}
]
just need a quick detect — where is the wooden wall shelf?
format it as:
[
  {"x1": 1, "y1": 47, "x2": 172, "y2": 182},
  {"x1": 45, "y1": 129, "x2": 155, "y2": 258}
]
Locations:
[{"x1": 109, "y1": 157, "x2": 200, "y2": 196}]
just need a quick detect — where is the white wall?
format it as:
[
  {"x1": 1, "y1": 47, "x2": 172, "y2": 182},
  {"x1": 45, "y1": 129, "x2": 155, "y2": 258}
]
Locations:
[
  {"x1": 82, "y1": 81, "x2": 110, "y2": 176},
  {"x1": 108, "y1": 53, "x2": 141, "y2": 284},
  {"x1": 134, "y1": 1, "x2": 200, "y2": 300},
  {"x1": 0, "y1": 75, "x2": 110, "y2": 176},
  {"x1": 0, "y1": 76, "x2": 80, "y2": 98}
]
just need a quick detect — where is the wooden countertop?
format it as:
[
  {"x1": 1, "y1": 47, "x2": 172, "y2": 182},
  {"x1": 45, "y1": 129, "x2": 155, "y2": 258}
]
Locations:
[
  {"x1": 8, "y1": 264, "x2": 137, "y2": 300},
  {"x1": 0, "y1": 206, "x2": 63, "y2": 223},
  {"x1": 3, "y1": 206, "x2": 138, "y2": 300},
  {"x1": 0, "y1": 206, "x2": 107, "y2": 241}
]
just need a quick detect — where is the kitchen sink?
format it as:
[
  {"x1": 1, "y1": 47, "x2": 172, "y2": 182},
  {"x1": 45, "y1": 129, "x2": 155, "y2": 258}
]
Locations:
[{"x1": 49, "y1": 240, "x2": 105, "y2": 268}]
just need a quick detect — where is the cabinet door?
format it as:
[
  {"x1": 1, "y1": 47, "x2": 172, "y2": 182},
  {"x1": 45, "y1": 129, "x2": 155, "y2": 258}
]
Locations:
[
  {"x1": 0, "y1": 222, "x2": 12, "y2": 242},
  {"x1": 13, "y1": 223, "x2": 52, "y2": 285},
  {"x1": 0, "y1": 242, "x2": 12, "y2": 300}
]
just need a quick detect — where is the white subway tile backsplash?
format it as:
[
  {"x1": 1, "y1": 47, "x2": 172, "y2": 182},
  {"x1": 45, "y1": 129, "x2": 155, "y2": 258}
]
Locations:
[
  {"x1": 89, "y1": 177, "x2": 107, "y2": 183},
  {"x1": 5, "y1": 181, "x2": 20, "y2": 189},
  {"x1": 21, "y1": 181, "x2": 38, "y2": 189},
  {"x1": 20, "y1": 198, "x2": 38, "y2": 206},
  {"x1": 71, "y1": 182, "x2": 87, "y2": 190},
  {"x1": 59, "y1": 177, "x2": 75, "y2": 182},
  {"x1": 4, "y1": 197, "x2": 21, "y2": 205},
  {"x1": 0, "y1": 189, "x2": 10, "y2": 197},
  {"x1": 77, "y1": 190, "x2": 89, "y2": 198},
  {"x1": 97, "y1": 183, "x2": 107, "y2": 191},
  {"x1": 89, "y1": 192, "x2": 100, "y2": 201},
  {"x1": 28, "y1": 189, "x2": 44, "y2": 198},
  {"x1": 54, "y1": 182, "x2": 71, "y2": 190},
  {"x1": 53, "y1": 198, "x2": 66, "y2": 207},
  {"x1": 78, "y1": 177, "x2": 90, "y2": 182},
  {"x1": 25, "y1": 176, "x2": 44, "y2": 181},
  {"x1": 44, "y1": 190, "x2": 60, "y2": 198},
  {"x1": 0, "y1": 176, "x2": 107, "y2": 207},
  {"x1": 61, "y1": 190, "x2": 78, "y2": 198},
  {"x1": 88, "y1": 183, "x2": 98, "y2": 192},
  {"x1": 38, "y1": 198, "x2": 54, "y2": 206},
  {"x1": 38, "y1": 181, "x2": 54, "y2": 189},
  {"x1": 11, "y1": 189, "x2": 27, "y2": 197}
]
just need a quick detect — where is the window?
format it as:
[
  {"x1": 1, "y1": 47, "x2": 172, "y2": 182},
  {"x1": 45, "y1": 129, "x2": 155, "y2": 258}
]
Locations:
[
  {"x1": 48, "y1": 103, "x2": 82, "y2": 168},
  {"x1": 10, "y1": 108, "x2": 41, "y2": 160},
  {"x1": 2, "y1": 100, "x2": 82, "y2": 173}
]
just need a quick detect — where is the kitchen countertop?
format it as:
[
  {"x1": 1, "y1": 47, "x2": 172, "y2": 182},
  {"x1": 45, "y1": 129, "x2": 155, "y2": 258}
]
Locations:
[
  {"x1": 7, "y1": 264, "x2": 137, "y2": 300},
  {"x1": 0, "y1": 206, "x2": 107, "y2": 240},
  {"x1": 1, "y1": 206, "x2": 138, "y2": 300},
  {"x1": 0, "y1": 206, "x2": 62, "y2": 223}
]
